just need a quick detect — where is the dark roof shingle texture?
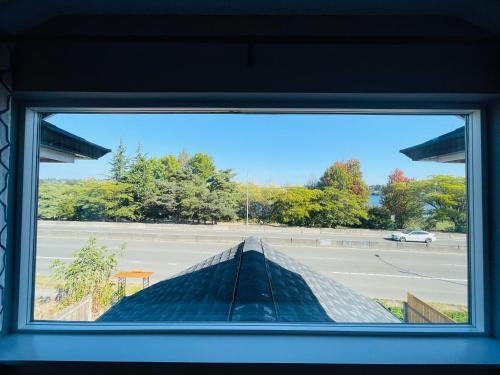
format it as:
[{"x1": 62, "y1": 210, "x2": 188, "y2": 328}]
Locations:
[{"x1": 99, "y1": 237, "x2": 400, "y2": 323}]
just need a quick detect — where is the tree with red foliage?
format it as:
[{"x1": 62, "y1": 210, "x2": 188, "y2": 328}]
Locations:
[
  {"x1": 388, "y1": 168, "x2": 411, "y2": 184},
  {"x1": 319, "y1": 159, "x2": 369, "y2": 198},
  {"x1": 381, "y1": 169, "x2": 422, "y2": 229}
]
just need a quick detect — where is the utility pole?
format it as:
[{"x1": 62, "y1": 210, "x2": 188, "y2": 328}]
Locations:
[{"x1": 246, "y1": 173, "x2": 249, "y2": 226}]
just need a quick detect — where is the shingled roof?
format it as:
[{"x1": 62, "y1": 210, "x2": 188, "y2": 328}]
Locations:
[
  {"x1": 40, "y1": 120, "x2": 111, "y2": 163},
  {"x1": 400, "y1": 126, "x2": 465, "y2": 163},
  {"x1": 99, "y1": 237, "x2": 400, "y2": 323}
]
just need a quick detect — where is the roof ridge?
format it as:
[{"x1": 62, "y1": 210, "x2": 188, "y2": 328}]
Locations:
[
  {"x1": 230, "y1": 237, "x2": 277, "y2": 321},
  {"x1": 261, "y1": 238, "x2": 279, "y2": 320},
  {"x1": 227, "y1": 241, "x2": 245, "y2": 321}
]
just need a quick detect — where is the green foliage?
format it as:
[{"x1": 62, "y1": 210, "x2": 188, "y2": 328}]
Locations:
[
  {"x1": 58, "y1": 179, "x2": 136, "y2": 221},
  {"x1": 160, "y1": 155, "x2": 181, "y2": 175},
  {"x1": 432, "y1": 220, "x2": 456, "y2": 232},
  {"x1": 237, "y1": 184, "x2": 280, "y2": 223},
  {"x1": 271, "y1": 187, "x2": 322, "y2": 226},
  {"x1": 51, "y1": 237, "x2": 124, "y2": 313},
  {"x1": 268, "y1": 186, "x2": 368, "y2": 228},
  {"x1": 188, "y1": 152, "x2": 216, "y2": 180},
  {"x1": 438, "y1": 309, "x2": 468, "y2": 323},
  {"x1": 38, "y1": 180, "x2": 76, "y2": 219},
  {"x1": 310, "y1": 188, "x2": 368, "y2": 228},
  {"x1": 109, "y1": 139, "x2": 129, "y2": 182},
  {"x1": 376, "y1": 300, "x2": 404, "y2": 321},
  {"x1": 142, "y1": 180, "x2": 179, "y2": 220},
  {"x1": 39, "y1": 150, "x2": 466, "y2": 232},
  {"x1": 361, "y1": 206, "x2": 394, "y2": 230},
  {"x1": 414, "y1": 175, "x2": 467, "y2": 233},
  {"x1": 207, "y1": 170, "x2": 240, "y2": 223}
]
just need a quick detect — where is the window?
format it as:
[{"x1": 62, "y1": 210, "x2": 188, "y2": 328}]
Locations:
[{"x1": 16, "y1": 108, "x2": 485, "y2": 333}]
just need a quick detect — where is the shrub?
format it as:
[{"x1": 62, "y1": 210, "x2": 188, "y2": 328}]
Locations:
[
  {"x1": 361, "y1": 206, "x2": 393, "y2": 229},
  {"x1": 51, "y1": 237, "x2": 124, "y2": 314}
]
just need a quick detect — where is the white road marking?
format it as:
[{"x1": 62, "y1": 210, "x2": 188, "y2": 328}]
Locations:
[
  {"x1": 329, "y1": 271, "x2": 467, "y2": 283},
  {"x1": 36, "y1": 256, "x2": 73, "y2": 260}
]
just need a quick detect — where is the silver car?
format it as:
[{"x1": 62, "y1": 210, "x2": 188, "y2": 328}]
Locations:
[{"x1": 391, "y1": 229, "x2": 437, "y2": 244}]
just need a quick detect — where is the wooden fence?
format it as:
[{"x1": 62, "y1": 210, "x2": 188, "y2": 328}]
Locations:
[
  {"x1": 404, "y1": 292, "x2": 455, "y2": 323},
  {"x1": 53, "y1": 296, "x2": 93, "y2": 321}
]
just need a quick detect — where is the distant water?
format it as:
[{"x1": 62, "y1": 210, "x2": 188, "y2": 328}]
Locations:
[
  {"x1": 369, "y1": 194, "x2": 381, "y2": 207},
  {"x1": 369, "y1": 194, "x2": 433, "y2": 211}
]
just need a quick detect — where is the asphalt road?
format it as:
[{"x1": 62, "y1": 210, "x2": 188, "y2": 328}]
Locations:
[
  {"x1": 37, "y1": 220, "x2": 467, "y2": 249},
  {"x1": 35, "y1": 233, "x2": 468, "y2": 305}
]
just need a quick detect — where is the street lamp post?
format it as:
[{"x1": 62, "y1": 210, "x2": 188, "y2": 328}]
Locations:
[{"x1": 246, "y1": 174, "x2": 249, "y2": 226}]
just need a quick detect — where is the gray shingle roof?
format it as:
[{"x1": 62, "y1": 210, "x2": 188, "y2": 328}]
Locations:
[
  {"x1": 99, "y1": 237, "x2": 400, "y2": 323},
  {"x1": 41, "y1": 120, "x2": 111, "y2": 160},
  {"x1": 400, "y1": 126, "x2": 465, "y2": 163}
]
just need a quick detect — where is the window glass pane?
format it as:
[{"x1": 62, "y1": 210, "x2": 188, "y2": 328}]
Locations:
[{"x1": 33, "y1": 113, "x2": 468, "y2": 324}]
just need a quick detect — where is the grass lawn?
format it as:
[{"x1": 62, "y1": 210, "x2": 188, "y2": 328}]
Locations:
[{"x1": 377, "y1": 299, "x2": 468, "y2": 323}]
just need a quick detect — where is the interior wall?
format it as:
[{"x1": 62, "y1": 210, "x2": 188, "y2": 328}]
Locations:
[
  {"x1": 7, "y1": 39, "x2": 500, "y2": 340},
  {"x1": 487, "y1": 101, "x2": 500, "y2": 338},
  {"x1": 0, "y1": 43, "x2": 12, "y2": 335},
  {"x1": 12, "y1": 41, "x2": 500, "y2": 93}
]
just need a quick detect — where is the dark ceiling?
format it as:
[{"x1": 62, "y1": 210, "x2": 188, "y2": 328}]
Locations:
[{"x1": 0, "y1": 0, "x2": 500, "y2": 39}]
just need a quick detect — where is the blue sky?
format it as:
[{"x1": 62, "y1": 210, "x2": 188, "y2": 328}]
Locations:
[{"x1": 40, "y1": 113, "x2": 465, "y2": 186}]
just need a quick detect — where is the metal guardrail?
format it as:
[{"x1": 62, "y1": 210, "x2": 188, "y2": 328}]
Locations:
[{"x1": 37, "y1": 228, "x2": 467, "y2": 252}]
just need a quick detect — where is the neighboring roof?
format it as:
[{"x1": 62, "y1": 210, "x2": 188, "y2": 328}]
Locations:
[
  {"x1": 99, "y1": 237, "x2": 400, "y2": 323},
  {"x1": 115, "y1": 271, "x2": 154, "y2": 279},
  {"x1": 399, "y1": 126, "x2": 465, "y2": 163},
  {"x1": 40, "y1": 120, "x2": 111, "y2": 162}
]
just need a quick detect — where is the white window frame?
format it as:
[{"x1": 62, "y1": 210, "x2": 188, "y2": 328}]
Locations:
[{"x1": 14, "y1": 104, "x2": 486, "y2": 335}]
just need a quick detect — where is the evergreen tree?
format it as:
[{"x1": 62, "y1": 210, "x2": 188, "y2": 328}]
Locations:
[
  {"x1": 188, "y1": 152, "x2": 216, "y2": 180},
  {"x1": 109, "y1": 139, "x2": 129, "y2": 182}
]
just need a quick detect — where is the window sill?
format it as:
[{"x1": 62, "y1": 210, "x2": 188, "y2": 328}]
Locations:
[{"x1": 0, "y1": 334, "x2": 499, "y2": 364}]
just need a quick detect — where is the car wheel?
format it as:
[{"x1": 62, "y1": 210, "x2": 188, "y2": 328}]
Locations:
[
  {"x1": 425, "y1": 238, "x2": 432, "y2": 244},
  {"x1": 399, "y1": 237, "x2": 406, "y2": 242}
]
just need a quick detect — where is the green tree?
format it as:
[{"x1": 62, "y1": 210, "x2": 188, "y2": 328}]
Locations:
[
  {"x1": 310, "y1": 187, "x2": 368, "y2": 228},
  {"x1": 381, "y1": 169, "x2": 422, "y2": 229},
  {"x1": 125, "y1": 145, "x2": 157, "y2": 219},
  {"x1": 58, "y1": 179, "x2": 136, "y2": 221},
  {"x1": 38, "y1": 180, "x2": 76, "y2": 219},
  {"x1": 142, "y1": 180, "x2": 179, "y2": 220},
  {"x1": 188, "y1": 152, "x2": 216, "y2": 180},
  {"x1": 51, "y1": 237, "x2": 124, "y2": 314},
  {"x1": 237, "y1": 184, "x2": 281, "y2": 223},
  {"x1": 178, "y1": 178, "x2": 210, "y2": 223},
  {"x1": 414, "y1": 175, "x2": 467, "y2": 232},
  {"x1": 160, "y1": 155, "x2": 181, "y2": 176},
  {"x1": 360, "y1": 206, "x2": 393, "y2": 229},
  {"x1": 109, "y1": 139, "x2": 129, "y2": 182},
  {"x1": 271, "y1": 187, "x2": 322, "y2": 226},
  {"x1": 207, "y1": 170, "x2": 240, "y2": 223}
]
